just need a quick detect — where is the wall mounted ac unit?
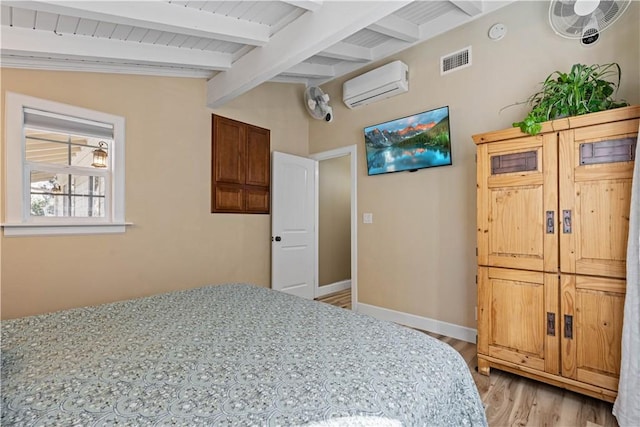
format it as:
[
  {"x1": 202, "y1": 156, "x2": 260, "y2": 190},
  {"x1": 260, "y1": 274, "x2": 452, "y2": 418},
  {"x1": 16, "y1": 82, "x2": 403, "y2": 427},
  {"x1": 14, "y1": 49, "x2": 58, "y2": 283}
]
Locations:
[{"x1": 342, "y1": 60, "x2": 408, "y2": 109}]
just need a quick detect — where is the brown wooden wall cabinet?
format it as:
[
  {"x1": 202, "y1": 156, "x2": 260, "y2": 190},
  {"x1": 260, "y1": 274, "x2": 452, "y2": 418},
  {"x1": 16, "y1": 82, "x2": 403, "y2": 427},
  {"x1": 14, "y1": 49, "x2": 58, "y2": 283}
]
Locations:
[
  {"x1": 211, "y1": 115, "x2": 270, "y2": 213},
  {"x1": 474, "y1": 105, "x2": 640, "y2": 403}
]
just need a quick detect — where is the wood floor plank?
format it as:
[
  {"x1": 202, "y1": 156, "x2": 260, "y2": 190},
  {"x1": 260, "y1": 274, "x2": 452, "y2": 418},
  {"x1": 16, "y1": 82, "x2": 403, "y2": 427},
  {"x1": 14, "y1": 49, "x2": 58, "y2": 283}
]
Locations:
[
  {"x1": 484, "y1": 370, "x2": 521, "y2": 425},
  {"x1": 316, "y1": 288, "x2": 351, "y2": 309},
  {"x1": 316, "y1": 289, "x2": 619, "y2": 427},
  {"x1": 556, "y1": 391, "x2": 585, "y2": 426},
  {"x1": 508, "y1": 377, "x2": 537, "y2": 426},
  {"x1": 526, "y1": 381, "x2": 564, "y2": 426}
]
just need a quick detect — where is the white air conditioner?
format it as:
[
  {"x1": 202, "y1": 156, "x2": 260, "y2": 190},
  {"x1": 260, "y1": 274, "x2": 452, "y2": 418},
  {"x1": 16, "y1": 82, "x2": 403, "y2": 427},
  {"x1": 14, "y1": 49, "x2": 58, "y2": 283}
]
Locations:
[{"x1": 342, "y1": 60, "x2": 408, "y2": 109}]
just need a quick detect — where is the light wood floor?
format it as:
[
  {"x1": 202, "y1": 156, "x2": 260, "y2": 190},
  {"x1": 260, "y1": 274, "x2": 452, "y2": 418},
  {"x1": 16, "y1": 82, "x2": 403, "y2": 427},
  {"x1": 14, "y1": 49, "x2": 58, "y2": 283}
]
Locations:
[
  {"x1": 316, "y1": 288, "x2": 352, "y2": 310},
  {"x1": 316, "y1": 289, "x2": 618, "y2": 427}
]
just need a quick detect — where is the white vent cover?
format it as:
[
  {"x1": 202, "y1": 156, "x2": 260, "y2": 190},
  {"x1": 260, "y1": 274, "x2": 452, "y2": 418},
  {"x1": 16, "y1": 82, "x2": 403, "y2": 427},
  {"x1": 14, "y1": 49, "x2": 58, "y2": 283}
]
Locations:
[{"x1": 440, "y1": 46, "x2": 472, "y2": 75}]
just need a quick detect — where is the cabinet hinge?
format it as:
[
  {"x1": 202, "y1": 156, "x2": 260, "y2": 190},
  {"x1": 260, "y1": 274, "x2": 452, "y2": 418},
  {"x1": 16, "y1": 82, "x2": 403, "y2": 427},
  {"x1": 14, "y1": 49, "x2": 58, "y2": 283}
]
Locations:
[{"x1": 475, "y1": 275, "x2": 478, "y2": 285}]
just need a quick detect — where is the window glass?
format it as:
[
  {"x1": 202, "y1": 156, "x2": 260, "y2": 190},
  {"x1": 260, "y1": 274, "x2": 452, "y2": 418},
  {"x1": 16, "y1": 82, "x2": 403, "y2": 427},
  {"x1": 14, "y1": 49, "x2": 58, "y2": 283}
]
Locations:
[
  {"x1": 30, "y1": 172, "x2": 106, "y2": 217},
  {"x1": 25, "y1": 129, "x2": 108, "y2": 167}
]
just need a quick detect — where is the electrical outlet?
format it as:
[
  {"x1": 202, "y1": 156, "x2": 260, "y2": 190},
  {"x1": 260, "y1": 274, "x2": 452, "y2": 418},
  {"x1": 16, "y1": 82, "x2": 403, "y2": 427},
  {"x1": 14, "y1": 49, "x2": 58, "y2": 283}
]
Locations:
[{"x1": 363, "y1": 213, "x2": 373, "y2": 224}]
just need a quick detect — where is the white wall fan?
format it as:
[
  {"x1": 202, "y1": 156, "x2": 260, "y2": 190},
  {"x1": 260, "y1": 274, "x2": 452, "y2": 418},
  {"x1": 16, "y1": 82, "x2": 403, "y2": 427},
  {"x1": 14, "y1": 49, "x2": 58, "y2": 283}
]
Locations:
[
  {"x1": 549, "y1": 0, "x2": 631, "y2": 46},
  {"x1": 304, "y1": 86, "x2": 333, "y2": 122}
]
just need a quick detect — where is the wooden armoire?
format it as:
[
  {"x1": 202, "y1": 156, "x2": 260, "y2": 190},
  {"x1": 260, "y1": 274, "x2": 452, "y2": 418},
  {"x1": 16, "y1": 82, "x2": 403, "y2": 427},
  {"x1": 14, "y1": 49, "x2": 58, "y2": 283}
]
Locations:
[{"x1": 474, "y1": 105, "x2": 639, "y2": 402}]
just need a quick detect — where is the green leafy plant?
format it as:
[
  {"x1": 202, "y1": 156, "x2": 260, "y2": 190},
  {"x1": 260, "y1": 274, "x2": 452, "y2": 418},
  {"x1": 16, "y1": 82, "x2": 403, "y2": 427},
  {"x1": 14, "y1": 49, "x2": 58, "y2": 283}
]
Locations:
[{"x1": 512, "y1": 63, "x2": 628, "y2": 135}]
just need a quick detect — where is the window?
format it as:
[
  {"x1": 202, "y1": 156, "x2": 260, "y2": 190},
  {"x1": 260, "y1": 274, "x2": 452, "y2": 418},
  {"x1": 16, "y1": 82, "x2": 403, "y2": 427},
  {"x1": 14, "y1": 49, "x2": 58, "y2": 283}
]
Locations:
[{"x1": 4, "y1": 92, "x2": 126, "y2": 236}]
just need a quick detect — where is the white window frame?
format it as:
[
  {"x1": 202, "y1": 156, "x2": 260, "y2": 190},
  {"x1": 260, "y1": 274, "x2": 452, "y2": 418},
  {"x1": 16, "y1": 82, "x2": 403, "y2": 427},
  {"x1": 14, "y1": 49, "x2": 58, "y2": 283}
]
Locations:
[{"x1": 3, "y1": 92, "x2": 127, "y2": 236}]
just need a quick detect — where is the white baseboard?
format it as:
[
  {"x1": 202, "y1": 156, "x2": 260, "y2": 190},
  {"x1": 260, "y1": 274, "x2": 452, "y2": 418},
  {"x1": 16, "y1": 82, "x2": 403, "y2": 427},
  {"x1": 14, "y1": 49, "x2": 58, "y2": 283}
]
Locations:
[
  {"x1": 315, "y1": 279, "x2": 351, "y2": 298},
  {"x1": 357, "y1": 303, "x2": 477, "y2": 344}
]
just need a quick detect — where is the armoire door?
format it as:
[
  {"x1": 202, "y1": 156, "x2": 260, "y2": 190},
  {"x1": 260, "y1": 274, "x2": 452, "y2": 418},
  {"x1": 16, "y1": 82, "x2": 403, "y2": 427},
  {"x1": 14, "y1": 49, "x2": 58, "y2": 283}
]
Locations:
[
  {"x1": 478, "y1": 267, "x2": 560, "y2": 375},
  {"x1": 559, "y1": 119, "x2": 639, "y2": 278},
  {"x1": 561, "y1": 274, "x2": 625, "y2": 393},
  {"x1": 477, "y1": 134, "x2": 558, "y2": 272}
]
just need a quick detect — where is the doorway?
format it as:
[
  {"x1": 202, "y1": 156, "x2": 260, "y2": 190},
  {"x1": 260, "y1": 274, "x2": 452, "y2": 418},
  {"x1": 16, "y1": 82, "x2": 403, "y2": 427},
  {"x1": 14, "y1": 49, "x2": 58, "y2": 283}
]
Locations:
[{"x1": 310, "y1": 145, "x2": 358, "y2": 311}]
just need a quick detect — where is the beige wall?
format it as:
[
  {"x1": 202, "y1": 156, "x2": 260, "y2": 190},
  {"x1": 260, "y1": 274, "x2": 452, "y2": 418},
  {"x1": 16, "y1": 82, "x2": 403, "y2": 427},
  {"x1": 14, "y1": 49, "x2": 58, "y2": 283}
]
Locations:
[
  {"x1": 319, "y1": 155, "x2": 351, "y2": 286},
  {"x1": 0, "y1": 69, "x2": 309, "y2": 319},
  {"x1": 309, "y1": 1, "x2": 640, "y2": 328}
]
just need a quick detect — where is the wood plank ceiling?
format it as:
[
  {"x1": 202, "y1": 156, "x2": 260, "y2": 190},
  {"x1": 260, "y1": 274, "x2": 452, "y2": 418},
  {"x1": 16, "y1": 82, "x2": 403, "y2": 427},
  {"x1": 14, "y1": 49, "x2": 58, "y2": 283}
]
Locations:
[{"x1": 0, "y1": 1, "x2": 513, "y2": 108}]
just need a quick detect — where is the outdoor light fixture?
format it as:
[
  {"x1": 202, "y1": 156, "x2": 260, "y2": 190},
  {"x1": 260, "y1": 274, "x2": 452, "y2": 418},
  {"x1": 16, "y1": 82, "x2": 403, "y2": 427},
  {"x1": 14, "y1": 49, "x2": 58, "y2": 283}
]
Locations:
[{"x1": 92, "y1": 141, "x2": 108, "y2": 168}]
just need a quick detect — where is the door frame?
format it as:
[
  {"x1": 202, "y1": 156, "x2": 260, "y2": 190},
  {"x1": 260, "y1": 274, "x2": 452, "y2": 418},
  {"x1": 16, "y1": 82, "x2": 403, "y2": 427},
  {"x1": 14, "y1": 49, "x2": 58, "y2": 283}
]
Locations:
[{"x1": 310, "y1": 145, "x2": 358, "y2": 311}]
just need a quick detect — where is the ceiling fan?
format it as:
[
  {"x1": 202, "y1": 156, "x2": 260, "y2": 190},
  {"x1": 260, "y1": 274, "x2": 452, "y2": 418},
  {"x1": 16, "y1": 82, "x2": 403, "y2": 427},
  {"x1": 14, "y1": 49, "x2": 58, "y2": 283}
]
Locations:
[{"x1": 549, "y1": 0, "x2": 631, "y2": 45}]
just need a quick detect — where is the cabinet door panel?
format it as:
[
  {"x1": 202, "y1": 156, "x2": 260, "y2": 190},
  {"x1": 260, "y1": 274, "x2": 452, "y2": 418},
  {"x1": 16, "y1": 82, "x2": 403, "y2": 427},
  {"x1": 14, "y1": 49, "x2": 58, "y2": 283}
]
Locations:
[
  {"x1": 477, "y1": 134, "x2": 558, "y2": 272},
  {"x1": 562, "y1": 274, "x2": 625, "y2": 391},
  {"x1": 491, "y1": 277, "x2": 544, "y2": 356},
  {"x1": 578, "y1": 181, "x2": 631, "y2": 267},
  {"x1": 488, "y1": 185, "x2": 543, "y2": 270},
  {"x1": 213, "y1": 116, "x2": 246, "y2": 184},
  {"x1": 478, "y1": 267, "x2": 559, "y2": 374},
  {"x1": 559, "y1": 121, "x2": 638, "y2": 277},
  {"x1": 245, "y1": 187, "x2": 269, "y2": 213},
  {"x1": 213, "y1": 185, "x2": 244, "y2": 212},
  {"x1": 246, "y1": 126, "x2": 270, "y2": 187}
]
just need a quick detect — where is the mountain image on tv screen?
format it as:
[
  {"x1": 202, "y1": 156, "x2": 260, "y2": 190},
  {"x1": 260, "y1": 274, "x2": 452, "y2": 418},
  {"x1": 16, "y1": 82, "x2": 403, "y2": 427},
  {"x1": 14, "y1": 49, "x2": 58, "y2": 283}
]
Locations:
[{"x1": 364, "y1": 106, "x2": 451, "y2": 175}]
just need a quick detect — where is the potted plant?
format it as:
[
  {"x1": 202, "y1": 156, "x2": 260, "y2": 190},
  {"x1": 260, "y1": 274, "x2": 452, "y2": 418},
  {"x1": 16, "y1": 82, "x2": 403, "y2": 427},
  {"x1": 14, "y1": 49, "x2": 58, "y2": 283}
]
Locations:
[{"x1": 512, "y1": 63, "x2": 628, "y2": 135}]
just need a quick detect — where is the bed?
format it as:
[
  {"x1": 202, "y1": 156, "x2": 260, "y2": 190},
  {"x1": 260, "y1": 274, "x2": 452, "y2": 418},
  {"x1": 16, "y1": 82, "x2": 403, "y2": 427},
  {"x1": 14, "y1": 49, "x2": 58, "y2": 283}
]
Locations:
[{"x1": 2, "y1": 284, "x2": 487, "y2": 426}]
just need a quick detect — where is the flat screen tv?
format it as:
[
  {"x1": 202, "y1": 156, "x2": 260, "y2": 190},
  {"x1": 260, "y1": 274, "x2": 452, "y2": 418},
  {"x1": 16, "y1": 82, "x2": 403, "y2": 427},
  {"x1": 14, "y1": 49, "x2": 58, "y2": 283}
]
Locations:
[{"x1": 364, "y1": 106, "x2": 452, "y2": 176}]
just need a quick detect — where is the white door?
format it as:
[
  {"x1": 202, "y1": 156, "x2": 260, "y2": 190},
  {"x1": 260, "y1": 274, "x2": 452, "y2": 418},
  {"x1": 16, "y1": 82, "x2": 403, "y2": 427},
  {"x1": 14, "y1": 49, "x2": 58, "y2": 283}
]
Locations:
[{"x1": 271, "y1": 151, "x2": 316, "y2": 299}]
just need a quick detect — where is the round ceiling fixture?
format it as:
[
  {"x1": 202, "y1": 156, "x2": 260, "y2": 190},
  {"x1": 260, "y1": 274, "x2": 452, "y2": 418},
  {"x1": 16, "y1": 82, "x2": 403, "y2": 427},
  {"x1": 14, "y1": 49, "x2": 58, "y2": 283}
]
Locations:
[{"x1": 488, "y1": 23, "x2": 507, "y2": 41}]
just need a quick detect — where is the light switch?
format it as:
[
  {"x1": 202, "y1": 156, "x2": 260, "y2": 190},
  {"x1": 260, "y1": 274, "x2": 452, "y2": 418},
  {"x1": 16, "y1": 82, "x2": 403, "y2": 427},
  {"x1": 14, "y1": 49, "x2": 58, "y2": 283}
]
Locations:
[{"x1": 363, "y1": 213, "x2": 373, "y2": 224}]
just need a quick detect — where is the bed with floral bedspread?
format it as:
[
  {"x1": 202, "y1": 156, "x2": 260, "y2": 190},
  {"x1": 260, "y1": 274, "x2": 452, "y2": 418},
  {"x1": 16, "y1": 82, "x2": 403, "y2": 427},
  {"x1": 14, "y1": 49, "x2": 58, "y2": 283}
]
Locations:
[{"x1": 1, "y1": 284, "x2": 487, "y2": 426}]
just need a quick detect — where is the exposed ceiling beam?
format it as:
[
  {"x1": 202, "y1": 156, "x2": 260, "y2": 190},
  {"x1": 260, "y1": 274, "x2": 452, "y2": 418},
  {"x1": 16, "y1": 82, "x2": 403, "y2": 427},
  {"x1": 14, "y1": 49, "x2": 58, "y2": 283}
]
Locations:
[
  {"x1": 281, "y1": 0, "x2": 324, "y2": 12},
  {"x1": 449, "y1": 0, "x2": 484, "y2": 16},
  {"x1": 206, "y1": 1, "x2": 411, "y2": 108},
  {"x1": 0, "y1": 54, "x2": 216, "y2": 78},
  {"x1": 317, "y1": 42, "x2": 372, "y2": 62},
  {"x1": 3, "y1": 0, "x2": 270, "y2": 46},
  {"x1": 1, "y1": 26, "x2": 232, "y2": 70},
  {"x1": 368, "y1": 14, "x2": 419, "y2": 43},
  {"x1": 269, "y1": 75, "x2": 312, "y2": 85},
  {"x1": 282, "y1": 62, "x2": 335, "y2": 79}
]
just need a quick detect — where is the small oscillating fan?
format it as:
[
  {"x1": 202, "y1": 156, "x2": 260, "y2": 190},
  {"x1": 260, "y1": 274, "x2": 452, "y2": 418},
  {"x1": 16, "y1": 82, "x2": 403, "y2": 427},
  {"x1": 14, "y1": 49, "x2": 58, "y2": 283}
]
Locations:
[
  {"x1": 304, "y1": 86, "x2": 333, "y2": 122},
  {"x1": 549, "y1": 0, "x2": 631, "y2": 45}
]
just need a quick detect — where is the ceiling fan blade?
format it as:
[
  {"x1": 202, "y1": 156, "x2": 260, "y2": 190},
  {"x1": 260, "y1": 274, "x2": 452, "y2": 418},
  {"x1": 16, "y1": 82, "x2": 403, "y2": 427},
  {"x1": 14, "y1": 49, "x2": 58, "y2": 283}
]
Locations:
[
  {"x1": 597, "y1": 0, "x2": 619, "y2": 23},
  {"x1": 307, "y1": 98, "x2": 317, "y2": 110},
  {"x1": 552, "y1": 0, "x2": 579, "y2": 17},
  {"x1": 563, "y1": 15, "x2": 590, "y2": 35}
]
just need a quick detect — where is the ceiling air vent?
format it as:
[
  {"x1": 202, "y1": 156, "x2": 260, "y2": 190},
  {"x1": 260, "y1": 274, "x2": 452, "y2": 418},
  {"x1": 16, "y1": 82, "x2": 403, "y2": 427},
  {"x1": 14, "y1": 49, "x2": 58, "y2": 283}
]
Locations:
[{"x1": 440, "y1": 46, "x2": 472, "y2": 75}]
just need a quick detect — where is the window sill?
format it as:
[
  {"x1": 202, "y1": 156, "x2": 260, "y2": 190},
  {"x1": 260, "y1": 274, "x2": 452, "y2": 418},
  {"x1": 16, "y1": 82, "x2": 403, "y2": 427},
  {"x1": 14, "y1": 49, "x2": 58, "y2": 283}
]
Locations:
[{"x1": 2, "y1": 222, "x2": 133, "y2": 237}]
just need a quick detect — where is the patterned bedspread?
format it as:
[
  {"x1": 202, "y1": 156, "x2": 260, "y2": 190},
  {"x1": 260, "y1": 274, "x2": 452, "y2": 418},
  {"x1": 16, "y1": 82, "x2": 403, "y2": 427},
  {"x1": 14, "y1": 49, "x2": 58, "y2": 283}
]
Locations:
[{"x1": 2, "y1": 284, "x2": 487, "y2": 426}]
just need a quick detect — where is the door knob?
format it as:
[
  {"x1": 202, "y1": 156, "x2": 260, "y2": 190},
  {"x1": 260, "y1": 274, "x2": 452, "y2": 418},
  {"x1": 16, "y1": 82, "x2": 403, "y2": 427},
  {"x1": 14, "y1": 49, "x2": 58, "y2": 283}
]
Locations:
[{"x1": 274, "y1": 236, "x2": 282, "y2": 242}]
